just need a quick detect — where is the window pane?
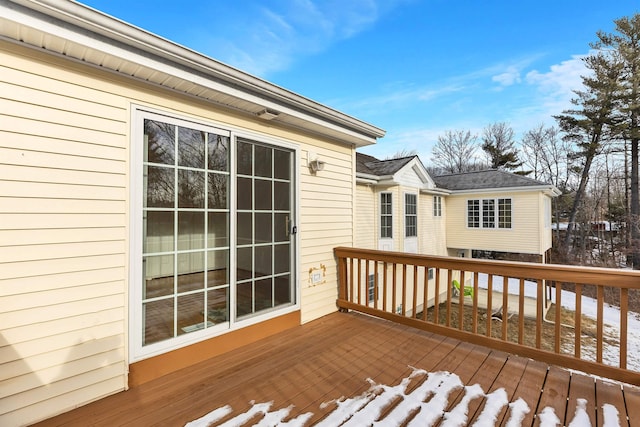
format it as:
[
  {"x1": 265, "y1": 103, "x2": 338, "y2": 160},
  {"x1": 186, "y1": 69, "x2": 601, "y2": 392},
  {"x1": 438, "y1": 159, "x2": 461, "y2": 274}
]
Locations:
[
  {"x1": 144, "y1": 120, "x2": 175, "y2": 165},
  {"x1": 207, "y1": 288, "x2": 228, "y2": 324},
  {"x1": 177, "y1": 292, "x2": 205, "y2": 335},
  {"x1": 483, "y1": 199, "x2": 495, "y2": 228},
  {"x1": 237, "y1": 212, "x2": 253, "y2": 246},
  {"x1": 274, "y1": 244, "x2": 290, "y2": 274},
  {"x1": 145, "y1": 166, "x2": 174, "y2": 208},
  {"x1": 178, "y1": 170, "x2": 205, "y2": 208},
  {"x1": 274, "y1": 213, "x2": 289, "y2": 242},
  {"x1": 237, "y1": 140, "x2": 252, "y2": 175},
  {"x1": 208, "y1": 212, "x2": 229, "y2": 248},
  {"x1": 177, "y1": 252, "x2": 205, "y2": 293},
  {"x1": 236, "y1": 281, "x2": 253, "y2": 317},
  {"x1": 274, "y1": 275, "x2": 291, "y2": 306},
  {"x1": 144, "y1": 298, "x2": 174, "y2": 345},
  {"x1": 468, "y1": 200, "x2": 479, "y2": 228},
  {"x1": 274, "y1": 181, "x2": 290, "y2": 210},
  {"x1": 208, "y1": 173, "x2": 228, "y2": 210},
  {"x1": 237, "y1": 247, "x2": 253, "y2": 281},
  {"x1": 255, "y1": 278, "x2": 273, "y2": 311},
  {"x1": 207, "y1": 249, "x2": 229, "y2": 287},
  {"x1": 274, "y1": 149, "x2": 290, "y2": 180},
  {"x1": 144, "y1": 211, "x2": 174, "y2": 254},
  {"x1": 178, "y1": 127, "x2": 205, "y2": 168},
  {"x1": 254, "y1": 145, "x2": 272, "y2": 178},
  {"x1": 255, "y1": 179, "x2": 272, "y2": 210},
  {"x1": 499, "y1": 198, "x2": 512, "y2": 228},
  {"x1": 178, "y1": 211, "x2": 204, "y2": 250},
  {"x1": 237, "y1": 177, "x2": 252, "y2": 210},
  {"x1": 255, "y1": 213, "x2": 273, "y2": 243},
  {"x1": 143, "y1": 254, "x2": 174, "y2": 299},
  {"x1": 255, "y1": 245, "x2": 272, "y2": 277},
  {"x1": 208, "y1": 133, "x2": 228, "y2": 172}
]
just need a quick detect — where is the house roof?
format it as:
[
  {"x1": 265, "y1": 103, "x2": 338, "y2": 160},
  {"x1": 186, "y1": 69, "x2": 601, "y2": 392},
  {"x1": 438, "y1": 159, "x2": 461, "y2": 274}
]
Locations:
[
  {"x1": 433, "y1": 169, "x2": 556, "y2": 192},
  {"x1": 1, "y1": 0, "x2": 385, "y2": 147},
  {"x1": 356, "y1": 153, "x2": 416, "y2": 177}
]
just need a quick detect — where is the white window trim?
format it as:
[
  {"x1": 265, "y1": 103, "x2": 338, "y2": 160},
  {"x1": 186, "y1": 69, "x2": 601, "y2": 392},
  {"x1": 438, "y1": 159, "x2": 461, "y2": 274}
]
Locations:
[
  {"x1": 433, "y1": 195, "x2": 442, "y2": 217},
  {"x1": 404, "y1": 192, "x2": 418, "y2": 238},
  {"x1": 129, "y1": 105, "x2": 301, "y2": 362},
  {"x1": 466, "y1": 197, "x2": 513, "y2": 230},
  {"x1": 379, "y1": 192, "x2": 393, "y2": 239}
]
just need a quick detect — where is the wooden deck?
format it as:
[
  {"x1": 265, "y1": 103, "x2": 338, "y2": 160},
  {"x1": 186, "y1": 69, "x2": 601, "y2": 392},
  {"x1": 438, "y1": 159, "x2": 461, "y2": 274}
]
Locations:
[{"x1": 35, "y1": 312, "x2": 640, "y2": 426}]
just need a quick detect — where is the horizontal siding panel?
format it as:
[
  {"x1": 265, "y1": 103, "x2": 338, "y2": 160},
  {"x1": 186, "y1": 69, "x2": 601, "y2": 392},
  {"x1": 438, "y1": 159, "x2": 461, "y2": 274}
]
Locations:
[
  {"x1": 0, "y1": 228, "x2": 124, "y2": 247},
  {"x1": 2, "y1": 349, "x2": 124, "y2": 399},
  {"x1": 0, "y1": 267, "x2": 125, "y2": 296},
  {"x1": 0, "y1": 164, "x2": 127, "y2": 188},
  {"x1": 2, "y1": 280, "x2": 124, "y2": 312},
  {"x1": 1, "y1": 293, "x2": 124, "y2": 329},
  {"x1": 1, "y1": 131, "x2": 127, "y2": 160},
  {"x1": 1, "y1": 98, "x2": 126, "y2": 136},
  {"x1": 0, "y1": 213, "x2": 125, "y2": 230},
  {"x1": 1, "y1": 376, "x2": 125, "y2": 426},
  {"x1": 300, "y1": 235, "x2": 353, "y2": 249},
  {"x1": 0, "y1": 146, "x2": 126, "y2": 174},
  {"x1": 0, "y1": 81, "x2": 125, "y2": 121},
  {"x1": 0, "y1": 361, "x2": 125, "y2": 419},
  {"x1": 1, "y1": 317, "x2": 124, "y2": 359},
  {"x1": 300, "y1": 199, "x2": 352, "y2": 210},
  {"x1": 1, "y1": 335, "x2": 123, "y2": 384},
  {"x1": 0, "y1": 61, "x2": 125, "y2": 108},
  {"x1": 4, "y1": 116, "x2": 126, "y2": 148},
  {"x1": 0, "y1": 254, "x2": 125, "y2": 280},
  {"x1": 0, "y1": 197, "x2": 125, "y2": 214},
  {"x1": 0, "y1": 241, "x2": 124, "y2": 264},
  {"x1": 1, "y1": 181, "x2": 125, "y2": 201},
  {"x1": 300, "y1": 214, "x2": 352, "y2": 225}
]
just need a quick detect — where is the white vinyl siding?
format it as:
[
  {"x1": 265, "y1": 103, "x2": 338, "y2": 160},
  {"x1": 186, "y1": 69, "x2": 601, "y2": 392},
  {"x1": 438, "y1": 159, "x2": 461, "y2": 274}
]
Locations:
[
  {"x1": 0, "y1": 41, "x2": 357, "y2": 425},
  {"x1": 355, "y1": 184, "x2": 376, "y2": 249}
]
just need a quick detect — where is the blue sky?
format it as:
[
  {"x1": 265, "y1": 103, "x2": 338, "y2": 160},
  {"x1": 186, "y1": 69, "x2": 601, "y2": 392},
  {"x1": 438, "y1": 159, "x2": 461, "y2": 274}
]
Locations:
[{"x1": 81, "y1": 0, "x2": 638, "y2": 163}]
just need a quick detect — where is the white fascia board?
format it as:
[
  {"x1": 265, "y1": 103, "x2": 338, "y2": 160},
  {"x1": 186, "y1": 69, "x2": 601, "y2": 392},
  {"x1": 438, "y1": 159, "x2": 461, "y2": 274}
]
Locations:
[
  {"x1": 420, "y1": 188, "x2": 451, "y2": 196},
  {"x1": 446, "y1": 185, "x2": 560, "y2": 197},
  {"x1": 4, "y1": 0, "x2": 385, "y2": 145}
]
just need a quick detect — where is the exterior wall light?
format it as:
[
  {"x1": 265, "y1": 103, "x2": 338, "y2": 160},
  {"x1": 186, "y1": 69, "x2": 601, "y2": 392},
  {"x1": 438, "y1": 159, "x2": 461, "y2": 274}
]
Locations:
[{"x1": 307, "y1": 151, "x2": 325, "y2": 173}]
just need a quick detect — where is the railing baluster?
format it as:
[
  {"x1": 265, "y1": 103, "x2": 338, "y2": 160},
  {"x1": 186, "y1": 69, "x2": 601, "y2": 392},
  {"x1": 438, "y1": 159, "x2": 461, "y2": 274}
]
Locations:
[
  {"x1": 401, "y1": 264, "x2": 407, "y2": 316},
  {"x1": 502, "y1": 275, "x2": 509, "y2": 341},
  {"x1": 518, "y1": 278, "x2": 525, "y2": 345},
  {"x1": 422, "y1": 266, "x2": 429, "y2": 321},
  {"x1": 357, "y1": 258, "x2": 362, "y2": 306},
  {"x1": 459, "y1": 271, "x2": 465, "y2": 330},
  {"x1": 446, "y1": 269, "x2": 453, "y2": 327},
  {"x1": 365, "y1": 259, "x2": 370, "y2": 307},
  {"x1": 597, "y1": 285, "x2": 604, "y2": 363},
  {"x1": 382, "y1": 261, "x2": 388, "y2": 312},
  {"x1": 434, "y1": 268, "x2": 440, "y2": 324},
  {"x1": 621, "y1": 287, "x2": 628, "y2": 369},
  {"x1": 472, "y1": 271, "x2": 479, "y2": 334},
  {"x1": 575, "y1": 284, "x2": 582, "y2": 359},
  {"x1": 536, "y1": 279, "x2": 543, "y2": 349},
  {"x1": 349, "y1": 258, "x2": 354, "y2": 303},
  {"x1": 392, "y1": 263, "x2": 397, "y2": 315},
  {"x1": 373, "y1": 261, "x2": 378, "y2": 310},
  {"x1": 486, "y1": 274, "x2": 493, "y2": 337},
  {"x1": 412, "y1": 265, "x2": 418, "y2": 319},
  {"x1": 555, "y1": 282, "x2": 561, "y2": 353}
]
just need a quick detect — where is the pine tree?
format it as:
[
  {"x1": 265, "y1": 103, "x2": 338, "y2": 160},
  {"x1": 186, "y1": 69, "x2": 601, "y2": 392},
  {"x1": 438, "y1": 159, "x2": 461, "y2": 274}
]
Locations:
[{"x1": 481, "y1": 122, "x2": 522, "y2": 170}]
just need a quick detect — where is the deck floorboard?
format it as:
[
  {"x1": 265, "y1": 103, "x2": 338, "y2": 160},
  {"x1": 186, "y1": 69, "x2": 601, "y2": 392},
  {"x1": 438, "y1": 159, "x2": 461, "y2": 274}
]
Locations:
[{"x1": 33, "y1": 311, "x2": 639, "y2": 427}]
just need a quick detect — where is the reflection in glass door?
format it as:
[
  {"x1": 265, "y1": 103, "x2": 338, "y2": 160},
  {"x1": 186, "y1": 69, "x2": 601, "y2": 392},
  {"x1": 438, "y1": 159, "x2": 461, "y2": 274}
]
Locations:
[{"x1": 236, "y1": 138, "x2": 294, "y2": 318}]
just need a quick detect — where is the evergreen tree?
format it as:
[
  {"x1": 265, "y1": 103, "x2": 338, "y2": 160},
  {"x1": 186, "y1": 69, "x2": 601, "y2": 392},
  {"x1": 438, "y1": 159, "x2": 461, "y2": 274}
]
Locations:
[{"x1": 481, "y1": 122, "x2": 522, "y2": 170}]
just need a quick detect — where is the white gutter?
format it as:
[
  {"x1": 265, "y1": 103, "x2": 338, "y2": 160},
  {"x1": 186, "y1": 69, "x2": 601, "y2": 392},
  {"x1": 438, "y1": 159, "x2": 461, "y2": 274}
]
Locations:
[
  {"x1": 444, "y1": 185, "x2": 561, "y2": 197},
  {"x1": 4, "y1": 0, "x2": 385, "y2": 143}
]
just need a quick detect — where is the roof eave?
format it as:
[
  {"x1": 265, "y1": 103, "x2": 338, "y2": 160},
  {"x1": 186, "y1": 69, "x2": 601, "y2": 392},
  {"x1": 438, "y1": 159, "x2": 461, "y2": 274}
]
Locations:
[{"x1": 444, "y1": 185, "x2": 561, "y2": 196}]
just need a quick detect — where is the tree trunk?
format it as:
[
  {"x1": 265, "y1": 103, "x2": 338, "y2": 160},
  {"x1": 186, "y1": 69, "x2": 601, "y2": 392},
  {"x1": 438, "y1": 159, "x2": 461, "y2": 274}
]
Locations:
[{"x1": 630, "y1": 135, "x2": 639, "y2": 268}]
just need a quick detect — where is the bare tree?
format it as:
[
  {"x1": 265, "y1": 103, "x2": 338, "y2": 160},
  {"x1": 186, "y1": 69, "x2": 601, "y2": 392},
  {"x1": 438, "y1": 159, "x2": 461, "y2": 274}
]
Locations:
[
  {"x1": 430, "y1": 130, "x2": 480, "y2": 174},
  {"x1": 386, "y1": 148, "x2": 417, "y2": 159}
]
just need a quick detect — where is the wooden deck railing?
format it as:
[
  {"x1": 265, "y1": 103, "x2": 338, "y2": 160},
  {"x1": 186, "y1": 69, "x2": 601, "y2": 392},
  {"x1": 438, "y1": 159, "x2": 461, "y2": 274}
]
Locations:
[{"x1": 334, "y1": 246, "x2": 640, "y2": 386}]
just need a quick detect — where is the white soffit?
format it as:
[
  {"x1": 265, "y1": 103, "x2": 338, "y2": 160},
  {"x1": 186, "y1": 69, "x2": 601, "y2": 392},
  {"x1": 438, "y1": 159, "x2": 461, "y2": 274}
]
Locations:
[{"x1": 0, "y1": 0, "x2": 385, "y2": 147}]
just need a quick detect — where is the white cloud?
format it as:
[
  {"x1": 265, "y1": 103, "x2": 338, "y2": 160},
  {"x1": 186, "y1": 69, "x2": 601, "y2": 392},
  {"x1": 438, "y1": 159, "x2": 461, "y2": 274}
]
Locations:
[
  {"x1": 492, "y1": 66, "x2": 522, "y2": 87},
  {"x1": 525, "y1": 53, "x2": 590, "y2": 110},
  {"x1": 208, "y1": 0, "x2": 409, "y2": 77}
]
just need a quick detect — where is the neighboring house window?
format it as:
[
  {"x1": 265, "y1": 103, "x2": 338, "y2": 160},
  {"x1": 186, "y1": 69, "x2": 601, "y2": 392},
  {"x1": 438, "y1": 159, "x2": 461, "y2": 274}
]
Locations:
[
  {"x1": 368, "y1": 274, "x2": 375, "y2": 303},
  {"x1": 380, "y1": 193, "x2": 392, "y2": 238},
  {"x1": 467, "y1": 200, "x2": 480, "y2": 228},
  {"x1": 544, "y1": 197, "x2": 551, "y2": 228},
  {"x1": 405, "y1": 193, "x2": 417, "y2": 237},
  {"x1": 433, "y1": 196, "x2": 442, "y2": 217},
  {"x1": 467, "y1": 198, "x2": 512, "y2": 229},
  {"x1": 498, "y1": 198, "x2": 512, "y2": 229},
  {"x1": 428, "y1": 268, "x2": 434, "y2": 280}
]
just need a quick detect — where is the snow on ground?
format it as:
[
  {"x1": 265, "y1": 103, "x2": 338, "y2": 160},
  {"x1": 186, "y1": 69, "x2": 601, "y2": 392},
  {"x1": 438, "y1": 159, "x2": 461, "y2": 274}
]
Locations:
[
  {"x1": 476, "y1": 273, "x2": 640, "y2": 371},
  {"x1": 186, "y1": 368, "x2": 621, "y2": 426}
]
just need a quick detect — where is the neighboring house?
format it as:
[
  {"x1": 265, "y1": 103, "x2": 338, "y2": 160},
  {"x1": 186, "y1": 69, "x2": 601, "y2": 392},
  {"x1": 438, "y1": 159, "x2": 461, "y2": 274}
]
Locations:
[
  {"x1": 0, "y1": 1, "x2": 385, "y2": 425},
  {"x1": 356, "y1": 153, "x2": 561, "y2": 262}
]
